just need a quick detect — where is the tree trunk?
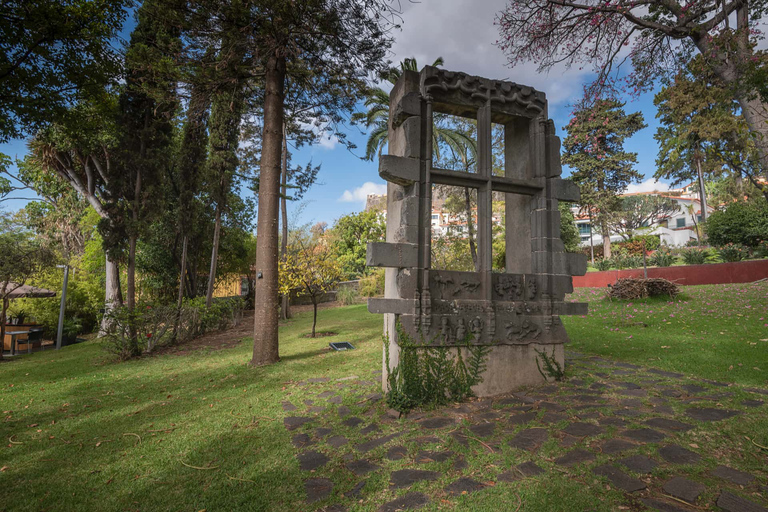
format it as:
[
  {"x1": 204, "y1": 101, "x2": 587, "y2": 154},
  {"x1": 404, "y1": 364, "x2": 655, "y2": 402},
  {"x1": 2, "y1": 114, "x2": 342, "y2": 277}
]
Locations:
[
  {"x1": 602, "y1": 219, "x2": 612, "y2": 259},
  {"x1": 205, "y1": 205, "x2": 222, "y2": 308},
  {"x1": 588, "y1": 211, "x2": 595, "y2": 264},
  {"x1": 172, "y1": 234, "x2": 188, "y2": 343},
  {"x1": 100, "y1": 255, "x2": 123, "y2": 335},
  {"x1": 312, "y1": 298, "x2": 318, "y2": 338},
  {"x1": 280, "y1": 122, "x2": 291, "y2": 320},
  {"x1": 695, "y1": 154, "x2": 708, "y2": 224},
  {"x1": 251, "y1": 53, "x2": 286, "y2": 367},
  {"x1": 0, "y1": 297, "x2": 6, "y2": 360},
  {"x1": 464, "y1": 187, "x2": 478, "y2": 271},
  {"x1": 127, "y1": 235, "x2": 137, "y2": 310}
]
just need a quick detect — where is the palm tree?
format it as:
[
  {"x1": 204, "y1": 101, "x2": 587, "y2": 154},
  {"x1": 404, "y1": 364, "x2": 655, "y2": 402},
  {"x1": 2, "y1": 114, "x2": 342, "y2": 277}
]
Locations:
[{"x1": 361, "y1": 57, "x2": 476, "y2": 163}]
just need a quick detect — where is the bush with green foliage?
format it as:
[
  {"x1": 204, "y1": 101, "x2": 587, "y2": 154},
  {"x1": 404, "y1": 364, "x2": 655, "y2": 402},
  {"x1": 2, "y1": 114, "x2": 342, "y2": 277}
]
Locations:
[
  {"x1": 706, "y1": 200, "x2": 768, "y2": 248},
  {"x1": 595, "y1": 258, "x2": 613, "y2": 271},
  {"x1": 559, "y1": 203, "x2": 581, "y2": 253},
  {"x1": 359, "y1": 267, "x2": 385, "y2": 297},
  {"x1": 616, "y1": 235, "x2": 660, "y2": 255},
  {"x1": 582, "y1": 243, "x2": 604, "y2": 260},
  {"x1": 755, "y1": 240, "x2": 768, "y2": 259},
  {"x1": 385, "y1": 324, "x2": 491, "y2": 414},
  {"x1": 336, "y1": 286, "x2": 360, "y2": 305},
  {"x1": 717, "y1": 243, "x2": 749, "y2": 263},
  {"x1": 649, "y1": 247, "x2": 676, "y2": 267},
  {"x1": 680, "y1": 247, "x2": 710, "y2": 265}
]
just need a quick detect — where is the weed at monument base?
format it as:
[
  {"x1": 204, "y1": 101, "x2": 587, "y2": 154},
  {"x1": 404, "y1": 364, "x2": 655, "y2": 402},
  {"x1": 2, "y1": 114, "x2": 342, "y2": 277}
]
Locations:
[
  {"x1": 384, "y1": 322, "x2": 491, "y2": 413},
  {"x1": 535, "y1": 346, "x2": 565, "y2": 381}
]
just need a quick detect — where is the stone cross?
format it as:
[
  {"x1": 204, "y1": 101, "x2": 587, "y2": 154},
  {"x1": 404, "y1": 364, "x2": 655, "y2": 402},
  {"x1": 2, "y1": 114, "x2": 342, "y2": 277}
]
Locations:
[{"x1": 366, "y1": 66, "x2": 587, "y2": 396}]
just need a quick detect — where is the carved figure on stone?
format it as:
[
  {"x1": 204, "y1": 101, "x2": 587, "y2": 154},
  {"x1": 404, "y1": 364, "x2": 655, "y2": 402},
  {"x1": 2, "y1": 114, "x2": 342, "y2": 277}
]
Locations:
[
  {"x1": 433, "y1": 274, "x2": 454, "y2": 299},
  {"x1": 495, "y1": 275, "x2": 523, "y2": 300},
  {"x1": 440, "y1": 317, "x2": 452, "y2": 345},
  {"x1": 453, "y1": 279, "x2": 481, "y2": 296},
  {"x1": 526, "y1": 277, "x2": 538, "y2": 300},
  {"x1": 456, "y1": 317, "x2": 467, "y2": 341},
  {"x1": 469, "y1": 316, "x2": 484, "y2": 340}
]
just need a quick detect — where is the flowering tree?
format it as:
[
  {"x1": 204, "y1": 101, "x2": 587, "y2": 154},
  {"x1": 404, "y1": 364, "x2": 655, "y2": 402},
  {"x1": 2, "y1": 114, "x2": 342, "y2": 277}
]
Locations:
[
  {"x1": 279, "y1": 238, "x2": 342, "y2": 338},
  {"x1": 496, "y1": 0, "x2": 768, "y2": 175},
  {"x1": 562, "y1": 99, "x2": 646, "y2": 258}
]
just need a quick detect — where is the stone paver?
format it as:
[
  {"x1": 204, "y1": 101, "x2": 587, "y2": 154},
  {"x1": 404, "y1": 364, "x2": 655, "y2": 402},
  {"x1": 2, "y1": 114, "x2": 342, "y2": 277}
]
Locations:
[
  {"x1": 508, "y1": 412, "x2": 537, "y2": 427},
  {"x1": 292, "y1": 433, "x2": 313, "y2": 448},
  {"x1": 385, "y1": 445, "x2": 407, "y2": 461},
  {"x1": 643, "y1": 417, "x2": 694, "y2": 432},
  {"x1": 562, "y1": 422, "x2": 603, "y2": 437},
  {"x1": 469, "y1": 423, "x2": 495, "y2": 437},
  {"x1": 445, "y1": 477, "x2": 485, "y2": 496},
  {"x1": 379, "y1": 492, "x2": 429, "y2": 512},
  {"x1": 298, "y1": 450, "x2": 329, "y2": 471},
  {"x1": 342, "y1": 416, "x2": 364, "y2": 427},
  {"x1": 419, "y1": 417, "x2": 454, "y2": 429},
  {"x1": 305, "y1": 478, "x2": 333, "y2": 502},
  {"x1": 282, "y1": 401, "x2": 297, "y2": 412},
  {"x1": 662, "y1": 476, "x2": 706, "y2": 503},
  {"x1": 716, "y1": 491, "x2": 768, "y2": 512},
  {"x1": 345, "y1": 480, "x2": 366, "y2": 499},
  {"x1": 555, "y1": 448, "x2": 595, "y2": 466},
  {"x1": 338, "y1": 405, "x2": 351, "y2": 417},
  {"x1": 622, "y1": 428, "x2": 666, "y2": 443},
  {"x1": 356, "y1": 432, "x2": 403, "y2": 453},
  {"x1": 284, "y1": 416, "x2": 313, "y2": 430},
  {"x1": 658, "y1": 444, "x2": 701, "y2": 464},
  {"x1": 618, "y1": 455, "x2": 658, "y2": 473},
  {"x1": 390, "y1": 469, "x2": 440, "y2": 488},
  {"x1": 710, "y1": 465, "x2": 755, "y2": 486},
  {"x1": 742, "y1": 399, "x2": 765, "y2": 408},
  {"x1": 327, "y1": 435, "x2": 349, "y2": 448},
  {"x1": 593, "y1": 464, "x2": 646, "y2": 492},
  {"x1": 600, "y1": 439, "x2": 637, "y2": 455},
  {"x1": 686, "y1": 407, "x2": 740, "y2": 422},
  {"x1": 509, "y1": 428, "x2": 548, "y2": 452},
  {"x1": 347, "y1": 459, "x2": 380, "y2": 476},
  {"x1": 415, "y1": 450, "x2": 453, "y2": 463}
]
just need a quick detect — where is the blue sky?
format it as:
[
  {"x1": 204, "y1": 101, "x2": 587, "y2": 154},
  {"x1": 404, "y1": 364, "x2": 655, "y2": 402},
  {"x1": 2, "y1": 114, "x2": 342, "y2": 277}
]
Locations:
[{"x1": 1, "y1": 0, "x2": 671, "y2": 228}]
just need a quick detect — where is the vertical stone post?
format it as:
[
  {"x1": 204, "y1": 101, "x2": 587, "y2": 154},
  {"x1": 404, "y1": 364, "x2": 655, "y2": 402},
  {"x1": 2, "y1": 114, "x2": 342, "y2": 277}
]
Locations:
[{"x1": 504, "y1": 118, "x2": 533, "y2": 274}]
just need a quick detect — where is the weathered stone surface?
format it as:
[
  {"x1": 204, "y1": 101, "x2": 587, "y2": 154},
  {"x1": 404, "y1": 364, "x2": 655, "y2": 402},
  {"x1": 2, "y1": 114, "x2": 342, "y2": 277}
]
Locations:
[
  {"x1": 710, "y1": 465, "x2": 755, "y2": 486},
  {"x1": 360, "y1": 423, "x2": 381, "y2": 435},
  {"x1": 555, "y1": 449, "x2": 595, "y2": 466},
  {"x1": 742, "y1": 399, "x2": 765, "y2": 407},
  {"x1": 292, "y1": 433, "x2": 314, "y2": 448},
  {"x1": 469, "y1": 423, "x2": 496, "y2": 437},
  {"x1": 662, "y1": 477, "x2": 706, "y2": 503},
  {"x1": 346, "y1": 459, "x2": 380, "y2": 476},
  {"x1": 315, "y1": 427, "x2": 332, "y2": 438},
  {"x1": 562, "y1": 422, "x2": 603, "y2": 437},
  {"x1": 658, "y1": 445, "x2": 701, "y2": 464},
  {"x1": 414, "y1": 436, "x2": 441, "y2": 444},
  {"x1": 508, "y1": 412, "x2": 538, "y2": 427},
  {"x1": 618, "y1": 455, "x2": 658, "y2": 473},
  {"x1": 415, "y1": 450, "x2": 453, "y2": 463},
  {"x1": 308, "y1": 377, "x2": 330, "y2": 383},
  {"x1": 282, "y1": 401, "x2": 297, "y2": 412},
  {"x1": 327, "y1": 435, "x2": 349, "y2": 448},
  {"x1": 600, "y1": 439, "x2": 637, "y2": 455},
  {"x1": 643, "y1": 418, "x2": 694, "y2": 432},
  {"x1": 338, "y1": 405, "x2": 351, "y2": 417},
  {"x1": 419, "y1": 417, "x2": 455, "y2": 429},
  {"x1": 386, "y1": 445, "x2": 407, "y2": 461},
  {"x1": 660, "y1": 388, "x2": 683, "y2": 398},
  {"x1": 622, "y1": 428, "x2": 666, "y2": 443},
  {"x1": 342, "y1": 417, "x2": 364, "y2": 428},
  {"x1": 390, "y1": 469, "x2": 440, "y2": 488},
  {"x1": 539, "y1": 401, "x2": 566, "y2": 412},
  {"x1": 345, "y1": 480, "x2": 366, "y2": 499},
  {"x1": 593, "y1": 464, "x2": 646, "y2": 492},
  {"x1": 284, "y1": 416, "x2": 313, "y2": 431},
  {"x1": 366, "y1": 243, "x2": 418, "y2": 269},
  {"x1": 298, "y1": 450, "x2": 329, "y2": 471},
  {"x1": 716, "y1": 491, "x2": 768, "y2": 512},
  {"x1": 509, "y1": 428, "x2": 548, "y2": 452},
  {"x1": 599, "y1": 417, "x2": 628, "y2": 428},
  {"x1": 328, "y1": 395, "x2": 343, "y2": 405},
  {"x1": 305, "y1": 478, "x2": 333, "y2": 502},
  {"x1": 378, "y1": 492, "x2": 429, "y2": 512},
  {"x1": 378, "y1": 155, "x2": 420, "y2": 185},
  {"x1": 445, "y1": 477, "x2": 485, "y2": 496},
  {"x1": 648, "y1": 369, "x2": 684, "y2": 378},
  {"x1": 517, "y1": 461, "x2": 545, "y2": 476},
  {"x1": 355, "y1": 432, "x2": 403, "y2": 453},
  {"x1": 686, "y1": 407, "x2": 740, "y2": 422}
]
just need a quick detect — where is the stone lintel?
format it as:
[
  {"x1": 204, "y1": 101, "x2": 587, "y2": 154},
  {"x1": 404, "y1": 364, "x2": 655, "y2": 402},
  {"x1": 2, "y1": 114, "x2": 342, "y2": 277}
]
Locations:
[
  {"x1": 379, "y1": 155, "x2": 420, "y2": 186},
  {"x1": 366, "y1": 242, "x2": 418, "y2": 268},
  {"x1": 566, "y1": 253, "x2": 588, "y2": 276},
  {"x1": 368, "y1": 298, "x2": 415, "y2": 315},
  {"x1": 551, "y1": 178, "x2": 581, "y2": 202}
]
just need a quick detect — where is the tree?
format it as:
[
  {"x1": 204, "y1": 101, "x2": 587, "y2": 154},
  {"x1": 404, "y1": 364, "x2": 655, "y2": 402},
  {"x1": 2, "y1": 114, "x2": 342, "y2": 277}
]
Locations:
[
  {"x1": 279, "y1": 236, "x2": 342, "y2": 338},
  {"x1": 606, "y1": 195, "x2": 679, "y2": 240},
  {"x1": 249, "y1": 0, "x2": 395, "y2": 367},
  {"x1": 496, "y1": 0, "x2": 768, "y2": 178},
  {"x1": 0, "y1": 216, "x2": 55, "y2": 360},
  {"x1": 706, "y1": 199, "x2": 768, "y2": 247},
  {"x1": 558, "y1": 203, "x2": 582, "y2": 253},
  {"x1": 0, "y1": 0, "x2": 129, "y2": 146},
  {"x1": 328, "y1": 210, "x2": 385, "y2": 279},
  {"x1": 562, "y1": 99, "x2": 646, "y2": 259}
]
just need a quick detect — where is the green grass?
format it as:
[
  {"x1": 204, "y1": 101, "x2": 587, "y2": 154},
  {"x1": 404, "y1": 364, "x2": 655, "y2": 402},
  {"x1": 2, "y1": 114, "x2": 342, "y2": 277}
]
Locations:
[
  {"x1": 564, "y1": 282, "x2": 768, "y2": 385},
  {"x1": 1, "y1": 285, "x2": 767, "y2": 511}
]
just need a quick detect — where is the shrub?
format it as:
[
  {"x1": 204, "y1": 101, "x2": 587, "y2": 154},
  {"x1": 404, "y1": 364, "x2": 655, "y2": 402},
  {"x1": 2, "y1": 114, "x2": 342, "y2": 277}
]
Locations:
[
  {"x1": 336, "y1": 286, "x2": 360, "y2": 305},
  {"x1": 717, "y1": 243, "x2": 749, "y2": 262},
  {"x1": 581, "y1": 244, "x2": 604, "y2": 260},
  {"x1": 595, "y1": 258, "x2": 613, "y2": 271},
  {"x1": 755, "y1": 240, "x2": 768, "y2": 259},
  {"x1": 617, "y1": 235, "x2": 661, "y2": 255},
  {"x1": 649, "y1": 247, "x2": 676, "y2": 267},
  {"x1": 359, "y1": 268, "x2": 385, "y2": 297},
  {"x1": 623, "y1": 254, "x2": 644, "y2": 269},
  {"x1": 680, "y1": 247, "x2": 710, "y2": 265},
  {"x1": 706, "y1": 200, "x2": 768, "y2": 248}
]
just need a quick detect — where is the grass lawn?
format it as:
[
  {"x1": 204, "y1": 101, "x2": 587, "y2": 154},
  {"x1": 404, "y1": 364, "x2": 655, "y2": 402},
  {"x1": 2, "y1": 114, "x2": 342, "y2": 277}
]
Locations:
[
  {"x1": 564, "y1": 282, "x2": 768, "y2": 386},
  {"x1": 1, "y1": 284, "x2": 767, "y2": 511}
]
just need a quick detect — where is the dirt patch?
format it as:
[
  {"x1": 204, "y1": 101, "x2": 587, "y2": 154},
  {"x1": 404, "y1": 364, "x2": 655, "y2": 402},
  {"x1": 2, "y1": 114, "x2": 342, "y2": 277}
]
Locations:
[{"x1": 151, "y1": 310, "x2": 254, "y2": 356}]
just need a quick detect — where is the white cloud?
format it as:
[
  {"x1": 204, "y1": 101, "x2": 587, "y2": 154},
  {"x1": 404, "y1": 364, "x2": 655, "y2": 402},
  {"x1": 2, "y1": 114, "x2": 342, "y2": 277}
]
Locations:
[
  {"x1": 339, "y1": 182, "x2": 387, "y2": 203},
  {"x1": 625, "y1": 178, "x2": 671, "y2": 194},
  {"x1": 316, "y1": 133, "x2": 339, "y2": 150}
]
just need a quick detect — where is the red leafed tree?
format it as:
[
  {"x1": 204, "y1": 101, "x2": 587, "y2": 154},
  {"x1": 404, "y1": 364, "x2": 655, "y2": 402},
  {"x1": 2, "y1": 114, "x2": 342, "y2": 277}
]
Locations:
[{"x1": 496, "y1": 0, "x2": 768, "y2": 178}]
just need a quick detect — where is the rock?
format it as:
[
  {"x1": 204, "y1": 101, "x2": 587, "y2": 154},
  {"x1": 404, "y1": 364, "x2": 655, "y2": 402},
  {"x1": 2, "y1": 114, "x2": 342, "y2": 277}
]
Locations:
[
  {"x1": 413, "y1": 436, "x2": 441, "y2": 444},
  {"x1": 355, "y1": 432, "x2": 403, "y2": 453},
  {"x1": 284, "y1": 416, "x2": 313, "y2": 431},
  {"x1": 298, "y1": 450, "x2": 329, "y2": 471},
  {"x1": 599, "y1": 417, "x2": 628, "y2": 428},
  {"x1": 600, "y1": 439, "x2": 637, "y2": 455},
  {"x1": 686, "y1": 407, "x2": 740, "y2": 422},
  {"x1": 342, "y1": 417, "x2": 364, "y2": 428},
  {"x1": 386, "y1": 445, "x2": 407, "y2": 461},
  {"x1": 360, "y1": 423, "x2": 381, "y2": 435},
  {"x1": 517, "y1": 461, "x2": 545, "y2": 477},
  {"x1": 415, "y1": 450, "x2": 453, "y2": 463},
  {"x1": 509, "y1": 428, "x2": 548, "y2": 452},
  {"x1": 469, "y1": 423, "x2": 496, "y2": 438},
  {"x1": 346, "y1": 459, "x2": 380, "y2": 476},
  {"x1": 643, "y1": 418, "x2": 693, "y2": 432},
  {"x1": 618, "y1": 455, "x2": 658, "y2": 473},
  {"x1": 709, "y1": 465, "x2": 755, "y2": 486},
  {"x1": 541, "y1": 412, "x2": 568, "y2": 424},
  {"x1": 445, "y1": 477, "x2": 485, "y2": 496},
  {"x1": 554, "y1": 449, "x2": 595, "y2": 466},
  {"x1": 308, "y1": 377, "x2": 330, "y2": 383},
  {"x1": 328, "y1": 396, "x2": 343, "y2": 404},
  {"x1": 508, "y1": 412, "x2": 538, "y2": 427},
  {"x1": 282, "y1": 401, "x2": 297, "y2": 412},
  {"x1": 742, "y1": 400, "x2": 764, "y2": 408},
  {"x1": 662, "y1": 477, "x2": 706, "y2": 503},
  {"x1": 716, "y1": 491, "x2": 768, "y2": 512},
  {"x1": 648, "y1": 369, "x2": 684, "y2": 378},
  {"x1": 658, "y1": 445, "x2": 701, "y2": 464},
  {"x1": 593, "y1": 464, "x2": 646, "y2": 492},
  {"x1": 327, "y1": 435, "x2": 349, "y2": 448},
  {"x1": 386, "y1": 408, "x2": 401, "y2": 419},
  {"x1": 681, "y1": 384, "x2": 707, "y2": 394},
  {"x1": 622, "y1": 428, "x2": 666, "y2": 443},
  {"x1": 305, "y1": 478, "x2": 333, "y2": 502},
  {"x1": 315, "y1": 427, "x2": 332, "y2": 438},
  {"x1": 338, "y1": 405, "x2": 351, "y2": 417},
  {"x1": 378, "y1": 492, "x2": 429, "y2": 512},
  {"x1": 292, "y1": 433, "x2": 314, "y2": 448},
  {"x1": 419, "y1": 417, "x2": 455, "y2": 429},
  {"x1": 562, "y1": 422, "x2": 603, "y2": 437},
  {"x1": 539, "y1": 401, "x2": 566, "y2": 412},
  {"x1": 390, "y1": 469, "x2": 440, "y2": 488}
]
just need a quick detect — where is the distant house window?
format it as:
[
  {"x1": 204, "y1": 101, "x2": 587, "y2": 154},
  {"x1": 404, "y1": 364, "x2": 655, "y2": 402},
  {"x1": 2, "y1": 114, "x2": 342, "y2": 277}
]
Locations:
[
  {"x1": 697, "y1": 214, "x2": 702, "y2": 222},
  {"x1": 676, "y1": 218, "x2": 686, "y2": 228},
  {"x1": 431, "y1": 214, "x2": 439, "y2": 220},
  {"x1": 578, "y1": 223, "x2": 591, "y2": 235}
]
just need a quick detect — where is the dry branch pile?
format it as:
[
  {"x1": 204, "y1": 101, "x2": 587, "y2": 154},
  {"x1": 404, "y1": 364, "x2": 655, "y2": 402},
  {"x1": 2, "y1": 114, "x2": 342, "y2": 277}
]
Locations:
[{"x1": 607, "y1": 278, "x2": 680, "y2": 300}]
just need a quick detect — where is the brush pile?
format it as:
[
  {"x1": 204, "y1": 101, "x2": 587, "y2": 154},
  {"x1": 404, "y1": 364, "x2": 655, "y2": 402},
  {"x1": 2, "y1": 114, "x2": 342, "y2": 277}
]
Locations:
[{"x1": 607, "y1": 278, "x2": 680, "y2": 300}]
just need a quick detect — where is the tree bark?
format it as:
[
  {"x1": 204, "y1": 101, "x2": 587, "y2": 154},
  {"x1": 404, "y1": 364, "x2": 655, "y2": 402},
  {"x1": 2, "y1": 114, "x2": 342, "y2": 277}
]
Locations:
[
  {"x1": 172, "y1": 234, "x2": 188, "y2": 343},
  {"x1": 100, "y1": 256, "x2": 123, "y2": 335},
  {"x1": 280, "y1": 122, "x2": 291, "y2": 320},
  {"x1": 0, "y1": 297, "x2": 6, "y2": 360},
  {"x1": 205, "y1": 205, "x2": 222, "y2": 308},
  {"x1": 695, "y1": 153, "x2": 708, "y2": 224},
  {"x1": 311, "y1": 297, "x2": 318, "y2": 338},
  {"x1": 588, "y1": 210, "x2": 595, "y2": 264},
  {"x1": 464, "y1": 187, "x2": 478, "y2": 271},
  {"x1": 251, "y1": 53, "x2": 286, "y2": 367},
  {"x1": 602, "y1": 219, "x2": 612, "y2": 259}
]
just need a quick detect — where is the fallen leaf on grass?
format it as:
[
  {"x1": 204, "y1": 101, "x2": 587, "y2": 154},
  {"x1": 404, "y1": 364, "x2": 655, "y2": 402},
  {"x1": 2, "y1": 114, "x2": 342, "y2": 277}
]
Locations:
[{"x1": 1, "y1": 466, "x2": 8, "y2": 472}]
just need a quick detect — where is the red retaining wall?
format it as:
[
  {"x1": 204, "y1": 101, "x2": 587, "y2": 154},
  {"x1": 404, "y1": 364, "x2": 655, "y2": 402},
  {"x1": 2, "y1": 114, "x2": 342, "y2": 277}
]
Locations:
[{"x1": 573, "y1": 259, "x2": 768, "y2": 288}]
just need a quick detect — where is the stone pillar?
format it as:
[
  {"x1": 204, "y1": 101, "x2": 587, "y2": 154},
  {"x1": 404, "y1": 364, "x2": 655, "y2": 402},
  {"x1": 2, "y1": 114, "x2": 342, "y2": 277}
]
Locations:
[{"x1": 504, "y1": 118, "x2": 532, "y2": 274}]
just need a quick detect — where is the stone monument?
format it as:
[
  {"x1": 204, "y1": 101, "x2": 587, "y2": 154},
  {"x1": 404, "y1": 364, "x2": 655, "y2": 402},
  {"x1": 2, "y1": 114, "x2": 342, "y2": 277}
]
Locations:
[{"x1": 366, "y1": 66, "x2": 588, "y2": 397}]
